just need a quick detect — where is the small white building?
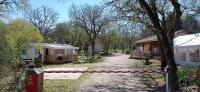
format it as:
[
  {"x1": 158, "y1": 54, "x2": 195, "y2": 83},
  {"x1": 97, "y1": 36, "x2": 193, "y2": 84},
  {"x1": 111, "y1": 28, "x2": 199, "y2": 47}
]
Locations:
[
  {"x1": 174, "y1": 33, "x2": 200, "y2": 66},
  {"x1": 21, "y1": 43, "x2": 43, "y2": 62}
]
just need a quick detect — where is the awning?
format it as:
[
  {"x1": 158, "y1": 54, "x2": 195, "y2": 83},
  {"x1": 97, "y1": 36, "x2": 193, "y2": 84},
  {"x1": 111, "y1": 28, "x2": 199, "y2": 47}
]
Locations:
[
  {"x1": 174, "y1": 33, "x2": 200, "y2": 47},
  {"x1": 45, "y1": 44, "x2": 79, "y2": 49}
]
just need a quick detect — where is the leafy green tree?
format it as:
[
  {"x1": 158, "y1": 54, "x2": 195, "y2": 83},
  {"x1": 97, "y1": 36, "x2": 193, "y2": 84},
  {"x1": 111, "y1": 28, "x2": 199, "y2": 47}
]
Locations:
[
  {"x1": 0, "y1": 21, "x2": 16, "y2": 65},
  {"x1": 0, "y1": 19, "x2": 43, "y2": 91},
  {"x1": 51, "y1": 22, "x2": 89, "y2": 53},
  {"x1": 9, "y1": 19, "x2": 43, "y2": 60},
  {"x1": 51, "y1": 22, "x2": 71, "y2": 43},
  {"x1": 69, "y1": 26, "x2": 89, "y2": 53},
  {"x1": 69, "y1": 4, "x2": 112, "y2": 56},
  {"x1": 99, "y1": 28, "x2": 119, "y2": 55}
]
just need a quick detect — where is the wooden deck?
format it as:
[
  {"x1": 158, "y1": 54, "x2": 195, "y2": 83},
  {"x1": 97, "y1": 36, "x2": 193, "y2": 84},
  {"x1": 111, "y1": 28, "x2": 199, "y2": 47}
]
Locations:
[{"x1": 130, "y1": 51, "x2": 160, "y2": 60}]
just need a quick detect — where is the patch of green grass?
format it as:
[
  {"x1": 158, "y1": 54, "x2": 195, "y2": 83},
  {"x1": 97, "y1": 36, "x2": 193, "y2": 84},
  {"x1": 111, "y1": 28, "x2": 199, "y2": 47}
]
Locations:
[
  {"x1": 133, "y1": 61, "x2": 143, "y2": 68},
  {"x1": 44, "y1": 73, "x2": 90, "y2": 92},
  {"x1": 43, "y1": 56, "x2": 104, "y2": 91},
  {"x1": 43, "y1": 55, "x2": 104, "y2": 91},
  {"x1": 43, "y1": 57, "x2": 104, "y2": 68},
  {"x1": 133, "y1": 59, "x2": 161, "y2": 69},
  {"x1": 134, "y1": 59, "x2": 165, "y2": 87}
]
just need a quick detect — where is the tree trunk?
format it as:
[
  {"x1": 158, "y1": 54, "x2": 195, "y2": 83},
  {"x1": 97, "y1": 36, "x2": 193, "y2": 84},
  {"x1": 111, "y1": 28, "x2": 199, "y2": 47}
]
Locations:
[
  {"x1": 159, "y1": 33, "x2": 179, "y2": 92},
  {"x1": 91, "y1": 40, "x2": 96, "y2": 56},
  {"x1": 121, "y1": 43, "x2": 125, "y2": 52},
  {"x1": 78, "y1": 46, "x2": 82, "y2": 54},
  {"x1": 157, "y1": 36, "x2": 167, "y2": 71},
  {"x1": 84, "y1": 43, "x2": 89, "y2": 54},
  {"x1": 105, "y1": 45, "x2": 109, "y2": 56}
]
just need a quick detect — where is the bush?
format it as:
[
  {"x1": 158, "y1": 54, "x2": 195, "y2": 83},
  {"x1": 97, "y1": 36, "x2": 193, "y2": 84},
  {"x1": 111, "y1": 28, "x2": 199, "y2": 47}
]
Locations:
[
  {"x1": 177, "y1": 69, "x2": 200, "y2": 87},
  {"x1": 194, "y1": 79, "x2": 200, "y2": 87},
  {"x1": 114, "y1": 50, "x2": 118, "y2": 53},
  {"x1": 125, "y1": 50, "x2": 130, "y2": 54},
  {"x1": 78, "y1": 54, "x2": 102, "y2": 64},
  {"x1": 177, "y1": 69, "x2": 194, "y2": 86},
  {"x1": 0, "y1": 63, "x2": 26, "y2": 92}
]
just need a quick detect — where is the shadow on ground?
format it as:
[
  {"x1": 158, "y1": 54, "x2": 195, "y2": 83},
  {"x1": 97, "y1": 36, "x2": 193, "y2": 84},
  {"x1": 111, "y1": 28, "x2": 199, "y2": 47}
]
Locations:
[{"x1": 81, "y1": 73, "x2": 165, "y2": 92}]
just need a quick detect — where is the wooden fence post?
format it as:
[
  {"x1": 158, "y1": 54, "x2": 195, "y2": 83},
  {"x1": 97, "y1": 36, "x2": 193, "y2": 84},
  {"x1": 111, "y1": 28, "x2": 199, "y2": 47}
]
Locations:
[{"x1": 165, "y1": 67, "x2": 169, "y2": 92}]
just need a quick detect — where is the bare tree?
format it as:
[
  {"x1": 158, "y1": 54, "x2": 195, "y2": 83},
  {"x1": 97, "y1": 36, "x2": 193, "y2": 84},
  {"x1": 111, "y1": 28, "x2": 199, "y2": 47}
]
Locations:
[
  {"x1": 69, "y1": 4, "x2": 112, "y2": 56},
  {"x1": 108, "y1": 0, "x2": 187, "y2": 91},
  {"x1": 0, "y1": 0, "x2": 30, "y2": 17},
  {"x1": 98, "y1": 24, "x2": 119, "y2": 55},
  {"x1": 25, "y1": 6, "x2": 58, "y2": 40}
]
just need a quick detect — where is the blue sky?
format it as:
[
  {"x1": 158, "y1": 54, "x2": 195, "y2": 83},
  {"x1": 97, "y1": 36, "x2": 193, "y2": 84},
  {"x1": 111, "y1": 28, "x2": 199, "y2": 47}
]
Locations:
[{"x1": 14, "y1": 0, "x2": 104, "y2": 23}]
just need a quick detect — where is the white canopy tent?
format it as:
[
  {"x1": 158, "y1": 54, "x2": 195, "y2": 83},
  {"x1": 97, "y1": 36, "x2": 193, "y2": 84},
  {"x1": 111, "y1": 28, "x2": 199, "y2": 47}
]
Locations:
[{"x1": 174, "y1": 33, "x2": 200, "y2": 66}]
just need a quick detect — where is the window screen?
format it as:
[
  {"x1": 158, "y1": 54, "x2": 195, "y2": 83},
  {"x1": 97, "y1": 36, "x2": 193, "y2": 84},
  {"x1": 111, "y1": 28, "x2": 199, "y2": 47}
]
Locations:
[
  {"x1": 56, "y1": 49, "x2": 62, "y2": 54},
  {"x1": 190, "y1": 48, "x2": 199, "y2": 62},
  {"x1": 178, "y1": 48, "x2": 186, "y2": 61}
]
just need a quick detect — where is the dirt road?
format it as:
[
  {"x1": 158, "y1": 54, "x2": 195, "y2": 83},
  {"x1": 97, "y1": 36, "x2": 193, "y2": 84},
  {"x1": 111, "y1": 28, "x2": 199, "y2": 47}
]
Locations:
[{"x1": 79, "y1": 53, "x2": 162, "y2": 92}]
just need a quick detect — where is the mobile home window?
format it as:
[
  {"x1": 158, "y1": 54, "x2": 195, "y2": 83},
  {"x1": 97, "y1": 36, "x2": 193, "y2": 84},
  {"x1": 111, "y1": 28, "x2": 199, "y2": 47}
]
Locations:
[
  {"x1": 153, "y1": 47, "x2": 158, "y2": 53},
  {"x1": 56, "y1": 49, "x2": 62, "y2": 54},
  {"x1": 65, "y1": 49, "x2": 75, "y2": 55},
  {"x1": 178, "y1": 48, "x2": 186, "y2": 61},
  {"x1": 22, "y1": 49, "x2": 27, "y2": 55},
  {"x1": 45, "y1": 49, "x2": 48, "y2": 55},
  {"x1": 189, "y1": 48, "x2": 199, "y2": 62},
  {"x1": 69, "y1": 49, "x2": 73, "y2": 54}
]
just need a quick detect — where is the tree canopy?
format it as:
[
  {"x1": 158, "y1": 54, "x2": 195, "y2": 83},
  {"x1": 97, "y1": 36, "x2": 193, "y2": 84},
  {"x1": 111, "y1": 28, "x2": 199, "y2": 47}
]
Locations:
[
  {"x1": 25, "y1": 6, "x2": 58, "y2": 41},
  {"x1": 69, "y1": 4, "x2": 113, "y2": 56}
]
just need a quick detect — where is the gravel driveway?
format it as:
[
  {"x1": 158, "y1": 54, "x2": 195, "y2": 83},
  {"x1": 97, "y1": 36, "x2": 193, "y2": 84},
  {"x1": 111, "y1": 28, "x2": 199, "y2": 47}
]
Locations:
[{"x1": 79, "y1": 53, "x2": 160, "y2": 92}]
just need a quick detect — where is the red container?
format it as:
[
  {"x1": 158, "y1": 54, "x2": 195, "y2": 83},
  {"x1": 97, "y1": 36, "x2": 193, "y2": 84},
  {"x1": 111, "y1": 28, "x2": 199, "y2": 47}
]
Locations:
[{"x1": 26, "y1": 68, "x2": 43, "y2": 92}]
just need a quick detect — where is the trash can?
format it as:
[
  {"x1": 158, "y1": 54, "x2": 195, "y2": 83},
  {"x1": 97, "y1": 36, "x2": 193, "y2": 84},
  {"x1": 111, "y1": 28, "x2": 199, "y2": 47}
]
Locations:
[{"x1": 26, "y1": 68, "x2": 43, "y2": 92}]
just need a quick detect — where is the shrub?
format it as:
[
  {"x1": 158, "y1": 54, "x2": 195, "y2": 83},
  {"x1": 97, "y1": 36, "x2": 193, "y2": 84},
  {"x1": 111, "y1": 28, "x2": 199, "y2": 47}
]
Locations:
[
  {"x1": 177, "y1": 69, "x2": 194, "y2": 86},
  {"x1": 125, "y1": 50, "x2": 130, "y2": 54},
  {"x1": 194, "y1": 79, "x2": 200, "y2": 87},
  {"x1": 114, "y1": 50, "x2": 118, "y2": 53},
  {"x1": 177, "y1": 69, "x2": 200, "y2": 87}
]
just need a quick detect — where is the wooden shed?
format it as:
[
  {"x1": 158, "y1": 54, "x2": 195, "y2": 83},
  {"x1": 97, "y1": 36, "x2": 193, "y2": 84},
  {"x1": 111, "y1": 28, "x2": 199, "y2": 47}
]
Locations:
[
  {"x1": 132, "y1": 36, "x2": 160, "y2": 58},
  {"x1": 130, "y1": 31, "x2": 188, "y2": 59},
  {"x1": 43, "y1": 44, "x2": 79, "y2": 64}
]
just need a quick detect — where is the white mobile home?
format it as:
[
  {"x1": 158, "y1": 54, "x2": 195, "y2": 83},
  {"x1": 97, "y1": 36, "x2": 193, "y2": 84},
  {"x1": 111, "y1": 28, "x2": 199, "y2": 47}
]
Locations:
[
  {"x1": 44, "y1": 44, "x2": 79, "y2": 64},
  {"x1": 21, "y1": 43, "x2": 79, "y2": 64}
]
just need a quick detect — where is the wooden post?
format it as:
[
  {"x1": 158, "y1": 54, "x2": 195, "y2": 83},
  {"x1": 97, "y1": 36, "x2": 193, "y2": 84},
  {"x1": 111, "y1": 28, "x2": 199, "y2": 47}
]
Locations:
[{"x1": 165, "y1": 67, "x2": 169, "y2": 92}]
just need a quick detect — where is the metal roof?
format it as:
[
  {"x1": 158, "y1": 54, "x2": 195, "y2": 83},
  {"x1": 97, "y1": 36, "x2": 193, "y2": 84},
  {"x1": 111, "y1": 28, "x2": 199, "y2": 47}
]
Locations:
[
  {"x1": 135, "y1": 36, "x2": 157, "y2": 43},
  {"x1": 174, "y1": 33, "x2": 200, "y2": 47},
  {"x1": 45, "y1": 43, "x2": 79, "y2": 49}
]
